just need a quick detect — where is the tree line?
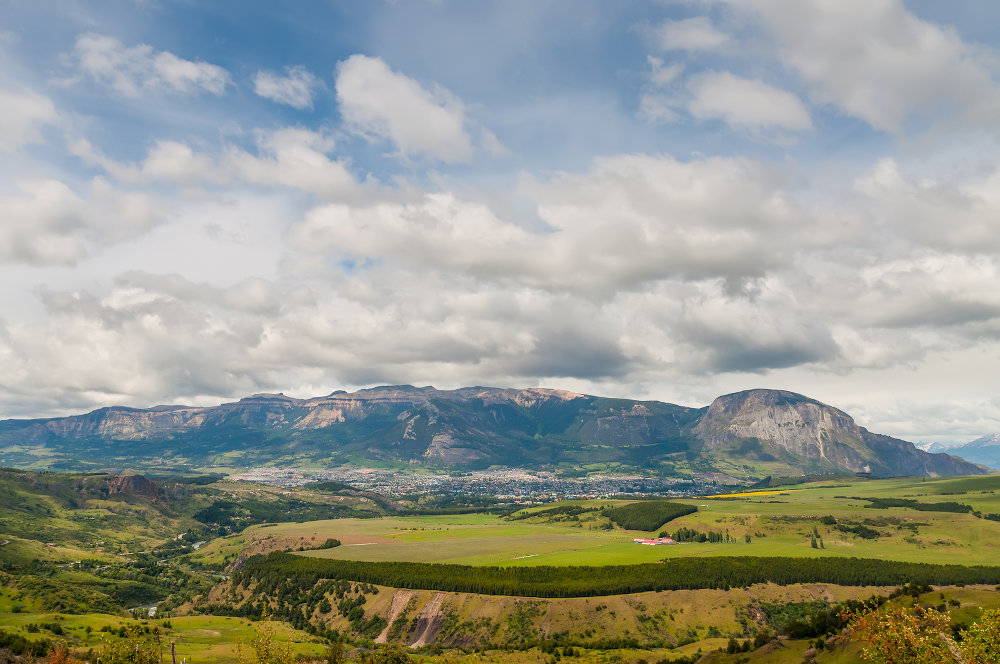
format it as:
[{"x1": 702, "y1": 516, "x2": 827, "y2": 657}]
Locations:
[
  {"x1": 858, "y1": 497, "x2": 974, "y2": 513},
  {"x1": 235, "y1": 552, "x2": 1000, "y2": 598}
]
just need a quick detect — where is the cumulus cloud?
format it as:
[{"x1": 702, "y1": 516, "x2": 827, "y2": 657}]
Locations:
[
  {"x1": 0, "y1": 89, "x2": 58, "y2": 152},
  {"x1": 4, "y1": 147, "x2": 1000, "y2": 429},
  {"x1": 4, "y1": 2, "x2": 1000, "y2": 444},
  {"x1": 227, "y1": 128, "x2": 361, "y2": 199},
  {"x1": 335, "y1": 54, "x2": 473, "y2": 162},
  {"x1": 715, "y1": 0, "x2": 1000, "y2": 132},
  {"x1": 853, "y1": 255, "x2": 1000, "y2": 330},
  {"x1": 654, "y1": 17, "x2": 730, "y2": 52},
  {"x1": 0, "y1": 180, "x2": 86, "y2": 265},
  {"x1": 288, "y1": 154, "x2": 803, "y2": 294},
  {"x1": 68, "y1": 33, "x2": 230, "y2": 97},
  {"x1": 687, "y1": 71, "x2": 813, "y2": 132},
  {"x1": 0, "y1": 178, "x2": 161, "y2": 266},
  {"x1": 670, "y1": 281, "x2": 840, "y2": 373},
  {"x1": 253, "y1": 65, "x2": 318, "y2": 109},
  {"x1": 854, "y1": 158, "x2": 1000, "y2": 252},
  {"x1": 71, "y1": 127, "x2": 364, "y2": 200},
  {"x1": 0, "y1": 265, "x2": 654, "y2": 418}
]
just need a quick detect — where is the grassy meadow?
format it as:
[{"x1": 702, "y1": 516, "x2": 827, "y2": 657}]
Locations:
[{"x1": 189, "y1": 475, "x2": 1000, "y2": 569}]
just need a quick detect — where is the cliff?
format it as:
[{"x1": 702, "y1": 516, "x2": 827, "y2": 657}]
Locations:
[
  {"x1": 0, "y1": 386, "x2": 986, "y2": 479},
  {"x1": 695, "y1": 389, "x2": 984, "y2": 477}
]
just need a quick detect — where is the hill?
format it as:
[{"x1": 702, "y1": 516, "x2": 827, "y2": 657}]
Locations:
[{"x1": 0, "y1": 386, "x2": 985, "y2": 478}]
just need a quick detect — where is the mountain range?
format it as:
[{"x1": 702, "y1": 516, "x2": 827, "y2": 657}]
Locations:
[
  {"x1": 921, "y1": 434, "x2": 1000, "y2": 470},
  {"x1": 0, "y1": 386, "x2": 987, "y2": 479}
]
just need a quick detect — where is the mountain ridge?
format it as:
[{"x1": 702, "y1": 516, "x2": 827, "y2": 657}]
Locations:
[
  {"x1": 928, "y1": 433, "x2": 1000, "y2": 470},
  {"x1": 0, "y1": 386, "x2": 986, "y2": 479}
]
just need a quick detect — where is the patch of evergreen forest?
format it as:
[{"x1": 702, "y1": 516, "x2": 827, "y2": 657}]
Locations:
[{"x1": 235, "y1": 552, "x2": 1000, "y2": 598}]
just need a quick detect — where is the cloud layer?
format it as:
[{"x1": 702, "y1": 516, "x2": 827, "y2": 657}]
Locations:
[{"x1": 0, "y1": 3, "x2": 999, "y2": 445}]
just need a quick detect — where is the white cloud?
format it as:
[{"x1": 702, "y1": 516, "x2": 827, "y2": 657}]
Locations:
[
  {"x1": 0, "y1": 180, "x2": 86, "y2": 265},
  {"x1": 71, "y1": 128, "x2": 365, "y2": 201},
  {"x1": 289, "y1": 154, "x2": 803, "y2": 295},
  {"x1": 854, "y1": 157, "x2": 1000, "y2": 252},
  {"x1": 4, "y1": 2, "x2": 1000, "y2": 444},
  {"x1": 4, "y1": 147, "x2": 1000, "y2": 435},
  {"x1": 853, "y1": 255, "x2": 1000, "y2": 330},
  {"x1": 669, "y1": 280, "x2": 840, "y2": 373},
  {"x1": 335, "y1": 54, "x2": 473, "y2": 162},
  {"x1": 717, "y1": 0, "x2": 1000, "y2": 132},
  {"x1": 480, "y1": 128, "x2": 508, "y2": 156},
  {"x1": 638, "y1": 94, "x2": 681, "y2": 124},
  {"x1": 647, "y1": 56, "x2": 684, "y2": 87},
  {"x1": 0, "y1": 178, "x2": 161, "y2": 266},
  {"x1": 0, "y1": 89, "x2": 58, "y2": 152},
  {"x1": 687, "y1": 71, "x2": 813, "y2": 132},
  {"x1": 227, "y1": 128, "x2": 362, "y2": 199},
  {"x1": 70, "y1": 137, "x2": 219, "y2": 185},
  {"x1": 654, "y1": 17, "x2": 730, "y2": 52},
  {"x1": 253, "y1": 65, "x2": 318, "y2": 109},
  {"x1": 638, "y1": 57, "x2": 685, "y2": 124},
  {"x1": 69, "y1": 33, "x2": 230, "y2": 97}
]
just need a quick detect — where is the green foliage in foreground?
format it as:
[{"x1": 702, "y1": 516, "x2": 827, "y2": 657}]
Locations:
[
  {"x1": 850, "y1": 606, "x2": 1000, "y2": 664},
  {"x1": 237, "y1": 552, "x2": 1000, "y2": 598},
  {"x1": 599, "y1": 501, "x2": 698, "y2": 531},
  {"x1": 0, "y1": 628, "x2": 52, "y2": 657}
]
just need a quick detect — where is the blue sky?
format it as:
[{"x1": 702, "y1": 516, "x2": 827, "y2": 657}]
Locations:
[{"x1": 1, "y1": 0, "x2": 999, "y2": 444}]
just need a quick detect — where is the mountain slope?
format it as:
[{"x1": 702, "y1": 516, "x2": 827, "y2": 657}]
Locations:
[
  {"x1": 936, "y1": 433, "x2": 1000, "y2": 469},
  {"x1": 694, "y1": 389, "x2": 983, "y2": 477},
  {"x1": 0, "y1": 386, "x2": 985, "y2": 478}
]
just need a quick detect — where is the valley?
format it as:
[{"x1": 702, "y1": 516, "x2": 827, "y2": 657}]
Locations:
[{"x1": 2, "y1": 470, "x2": 1000, "y2": 663}]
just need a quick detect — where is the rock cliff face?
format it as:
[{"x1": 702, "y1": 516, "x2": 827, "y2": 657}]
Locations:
[
  {"x1": 696, "y1": 390, "x2": 858, "y2": 458},
  {"x1": 694, "y1": 389, "x2": 983, "y2": 477},
  {"x1": 0, "y1": 386, "x2": 986, "y2": 478},
  {"x1": 106, "y1": 473, "x2": 161, "y2": 500}
]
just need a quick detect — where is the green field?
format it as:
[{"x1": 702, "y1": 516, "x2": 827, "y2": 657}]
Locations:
[
  {"x1": 6, "y1": 472, "x2": 1000, "y2": 663},
  {"x1": 188, "y1": 475, "x2": 1000, "y2": 569}
]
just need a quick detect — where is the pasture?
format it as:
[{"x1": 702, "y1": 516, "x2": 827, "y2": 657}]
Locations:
[{"x1": 191, "y1": 475, "x2": 1000, "y2": 568}]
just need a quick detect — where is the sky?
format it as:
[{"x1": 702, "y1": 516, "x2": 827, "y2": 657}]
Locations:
[{"x1": 1, "y1": 0, "x2": 999, "y2": 444}]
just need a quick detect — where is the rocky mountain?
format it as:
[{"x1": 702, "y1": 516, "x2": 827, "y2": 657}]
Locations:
[
  {"x1": 695, "y1": 390, "x2": 983, "y2": 477},
  {"x1": 0, "y1": 386, "x2": 986, "y2": 479},
  {"x1": 930, "y1": 433, "x2": 1000, "y2": 470}
]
